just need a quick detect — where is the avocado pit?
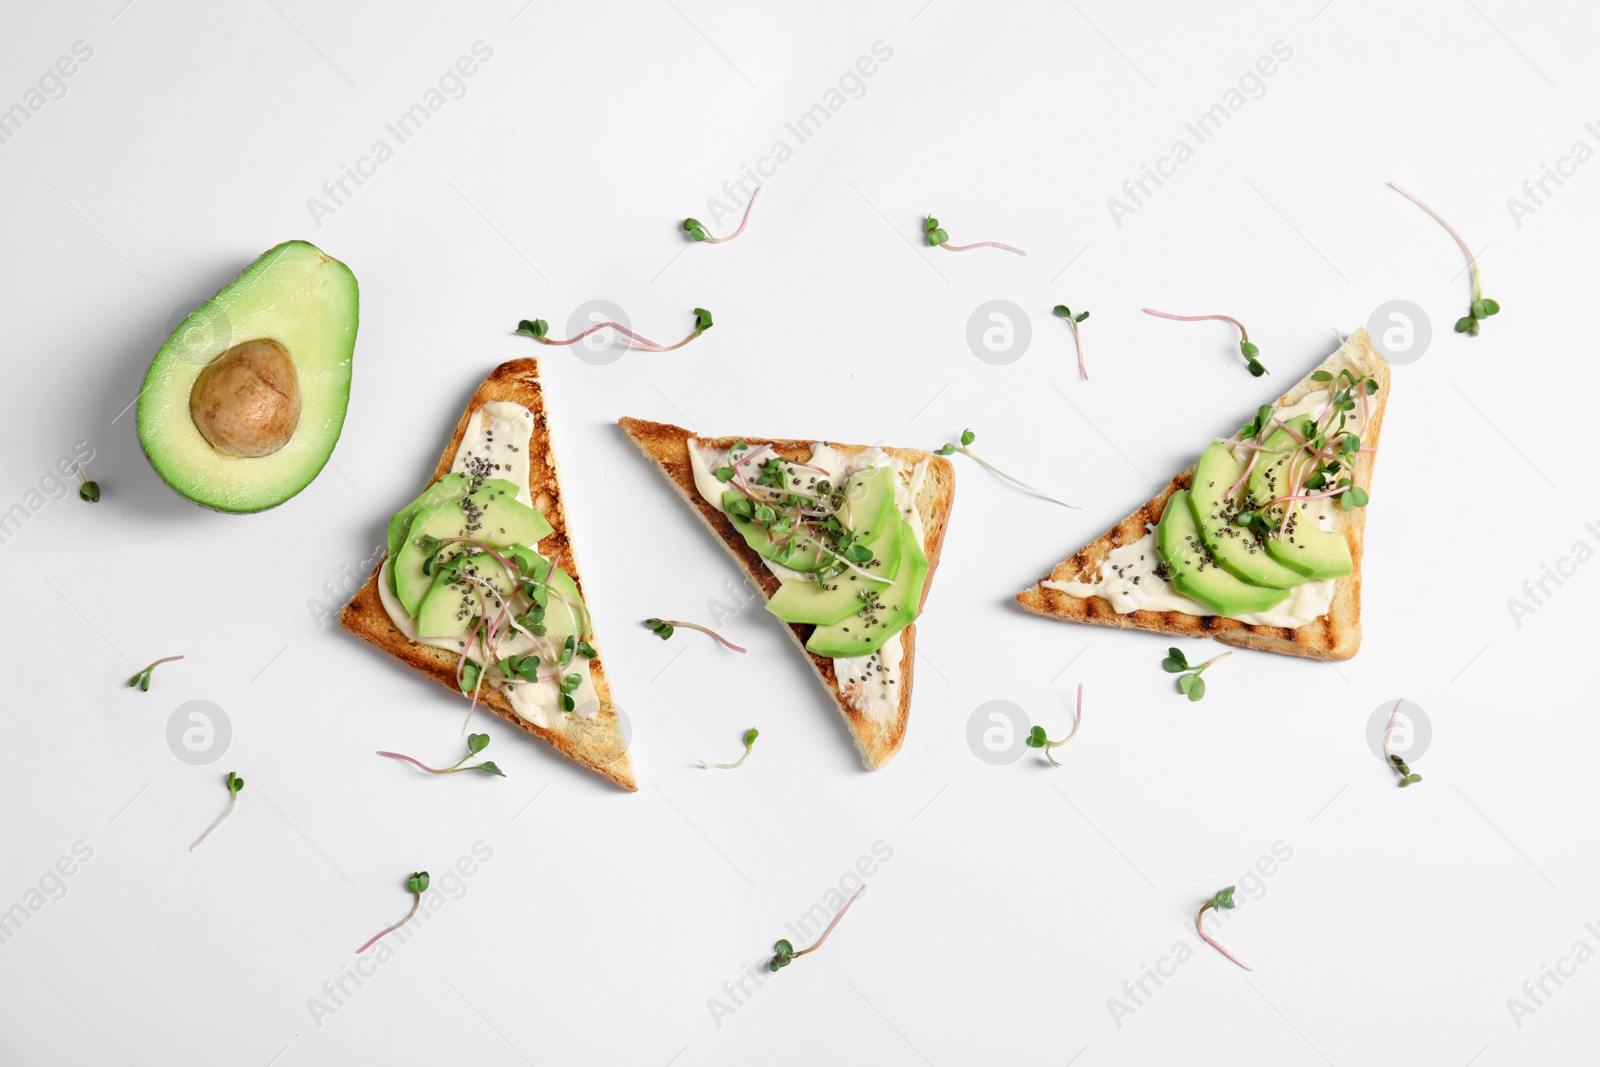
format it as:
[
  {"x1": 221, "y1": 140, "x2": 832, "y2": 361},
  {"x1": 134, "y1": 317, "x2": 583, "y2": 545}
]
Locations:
[{"x1": 189, "y1": 338, "x2": 301, "y2": 458}]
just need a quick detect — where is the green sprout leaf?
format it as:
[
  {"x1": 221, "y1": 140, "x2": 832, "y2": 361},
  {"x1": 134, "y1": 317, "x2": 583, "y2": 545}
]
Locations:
[
  {"x1": 467, "y1": 733, "x2": 490, "y2": 755},
  {"x1": 407, "y1": 871, "x2": 430, "y2": 895},
  {"x1": 226, "y1": 771, "x2": 245, "y2": 796},
  {"x1": 1163, "y1": 647, "x2": 1189, "y2": 672},
  {"x1": 459, "y1": 660, "x2": 482, "y2": 693},
  {"x1": 935, "y1": 444, "x2": 955, "y2": 456},
  {"x1": 477, "y1": 761, "x2": 504, "y2": 777},
  {"x1": 742, "y1": 727, "x2": 760, "y2": 746},
  {"x1": 960, "y1": 429, "x2": 976, "y2": 447},
  {"x1": 714, "y1": 466, "x2": 735, "y2": 483},
  {"x1": 645, "y1": 618, "x2": 675, "y2": 640},
  {"x1": 683, "y1": 218, "x2": 709, "y2": 241},
  {"x1": 693, "y1": 307, "x2": 714, "y2": 332},
  {"x1": 1187, "y1": 676, "x2": 1206, "y2": 701},
  {"x1": 1211, "y1": 886, "x2": 1237, "y2": 910},
  {"x1": 1240, "y1": 341, "x2": 1260, "y2": 359},
  {"x1": 1053, "y1": 305, "x2": 1071, "y2": 318},
  {"x1": 517, "y1": 318, "x2": 549, "y2": 339},
  {"x1": 79, "y1": 480, "x2": 100, "y2": 503}
]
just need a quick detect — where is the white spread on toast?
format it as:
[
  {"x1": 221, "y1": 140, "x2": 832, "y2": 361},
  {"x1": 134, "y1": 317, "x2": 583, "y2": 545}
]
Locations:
[
  {"x1": 687, "y1": 439, "x2": 929, "y2": 723},
  {"x1": 377, "y1": 402, "x2": 597, "y2": 730},
  {"x1": 1044, "y1": 389, "x2": 1356, "y2": 629}
]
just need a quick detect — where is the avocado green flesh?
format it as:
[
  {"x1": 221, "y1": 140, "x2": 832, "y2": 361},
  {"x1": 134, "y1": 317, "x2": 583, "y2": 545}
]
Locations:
[
  {"x1": 392, "y1": 487, "x2": 553, "y2": 616},
  {"x1": 765, "y1": 468, "x2": 905, "y2": 625},
  {"x1": 136, "y1": 240, "x2": 358, "y2": 513},
  {"x1": 388, "y1": 474, "x2": 470, "y2": 562},
  {"x1": 1189, "y1": 444, "x2": 1303, "y2": 590},
  {"x1": 722, "y1": 489, "x2": 824, "y2": 571},
  {"x1": 417, "y1": 555, "x2": 584, "y2": 643},
  {"x1": 1156, "y1": 490, "x2": 1289, "y2": 617},
  {"x1": 1266, "y1": 519, "x2": 1353, "y2": 578},
  {"x1": 1246, "y1": 425, "x2": 1353, "y2": 580},
  {"x1": 766, "y1": 519, "x2": 901, "y2": 625},
  {"x1": 837, "y1": 467, "x2": 898, "y2": 545},
  {"x1": 806, "y1": 522, "x2": 928, "y2": 658}
]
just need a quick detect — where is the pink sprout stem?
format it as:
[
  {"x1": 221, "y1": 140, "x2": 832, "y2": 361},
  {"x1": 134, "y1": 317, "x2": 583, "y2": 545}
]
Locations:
[
  {"x1": 792, "y1": 885, "x2": 866, "y2": 957},
  {"x1": 940, "y1": 240, "x2": 1027, "y2": 256},
  {"x1": 661, "y1": 620, "x2": 746, "y2": 654},
  {"x1": 1387, "y1": 182, "x2": 1481, "y2": 298},
  {"x1": 703, "y1": 187, "x2": 761, "y2": 243},
  {"x1": 356, "y1": 894, "x2": 422, "y2": 955},
  {"x1": 376, "y1": 752, "x2": 451, "y2": 774},
  {"x1": 1142, "y1": 308, "x2": 1249, "y2": 343},
  {"x1": 1197, "y1": 902, "x2": 1252, "y2": 971},
  {"x1": 188, "y1": 794, "x2": 237, "y2": 851},
  {"x1": 1069, "y1": 319, "x2": 1088, "y2": 381}
]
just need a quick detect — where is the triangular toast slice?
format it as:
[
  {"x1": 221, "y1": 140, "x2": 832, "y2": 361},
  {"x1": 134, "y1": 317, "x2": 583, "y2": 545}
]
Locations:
[
  {"x1": 620, "y1": 418, "x2": 955, "y2": 768},
  {"x1": 1016, "y1": 329, "x2": 1391, "y2": 661},
  {"x1": 341, "y1": 359, "x2": 635, "y2": 790}
]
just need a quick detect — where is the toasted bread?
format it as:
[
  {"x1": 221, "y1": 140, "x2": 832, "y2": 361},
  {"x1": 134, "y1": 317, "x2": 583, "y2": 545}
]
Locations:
[
  {"x1": 619, "y1": 418, "x2": 955, "y2": 769},
  {"x1": 1016, "y1": 329, "x2": 1391, "y2": 661},
  {"x1": 340, "y1": 359, "x2": 635, "y2": 790}
]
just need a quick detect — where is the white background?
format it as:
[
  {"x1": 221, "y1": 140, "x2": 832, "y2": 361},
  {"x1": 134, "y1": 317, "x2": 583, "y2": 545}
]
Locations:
[{"x1": 1, "y1": 0, "x2": 1594, "y2": 1063}]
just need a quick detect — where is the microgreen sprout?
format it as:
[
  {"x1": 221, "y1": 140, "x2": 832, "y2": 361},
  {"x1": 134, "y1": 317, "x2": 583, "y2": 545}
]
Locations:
[
  {"x1": 923, "y1": 214, "x2": 1026, "y2": 256},
  {"x1": 1387, "y1": 182, "x2": 1499, "y2": 336},
  {"x1": 189, "y1": 771, "x2": 243, "y2": 852},
  {"x1": 643, "y1": 618, "x2": 747, "y2": 653},
  {"x1": 1196, "y1": 886, "x2": 1251, "y2": 970},
  {"x1": 516, "y1": 308, "x2": 713, "y2": 352},
  {"x1": 76, "y1": 463, "x2": 100, "y2": 503},
  {"x1": 356, "y1": 872, "x2": 429, "y2": 954},
  {"x1": 1025, "y1": 683, "x2": 1084, "y2": 766},
  {"x1": 127, "y1": 655, "x2": 183, "y2": 692},
  {"x1": 701, "y1": 727, "x2": 759, "y2": 769},
  {"x1": 1053, "y1": 305, "x2": 1091, "y2": 380},
  {"x1": 934, "y1": 429, "x2": 1078, "y2": 509},
  {"x1": 1384, "y1": 698, "x2": 1422, "y2": 788},
  {"x1": 1161, "y1": 647, "x2": 1230, "y2": 702},
  {"x1": 377, "y1": 733, "x2": 504, "y2": 777},
  {"x1": 1142, "y1": 308, "x2": 1267, "y2": 376},
  {"x1": 684, "y1": 187, "x2": 760, "y2": 243},
  {"x1": 768, "y1": 884, "x2": 865, "y2": 971}
]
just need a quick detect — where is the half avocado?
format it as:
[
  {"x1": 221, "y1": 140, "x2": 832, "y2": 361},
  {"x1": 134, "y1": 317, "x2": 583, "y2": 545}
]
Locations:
[{"x1": 137, "y1": 241, "x2": 358, "y2": 513}]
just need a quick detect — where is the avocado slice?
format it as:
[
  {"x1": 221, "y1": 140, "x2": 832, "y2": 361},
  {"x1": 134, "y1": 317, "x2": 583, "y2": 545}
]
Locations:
[
  {"x1": 416, "y1": 549, "x2": 588, "y2": 644},
  {"x1": 393, "y1": 487, "x2": 553, "y2": 616},
  {"x1": 1266, "y1": 515, "x2": 1353, "y2": 579},
  {"x1": 764, "y1": 468, "x2": 906, "y2": 625},
  {"x1": 766, "y1": 520, "x2": 901, "y2": 625},
  {"x1": 1189, "y1": 444, "x2": 1303, "y2": 590},
  {"x1": 1246, "y1": 425, "x2": 1353, "y2": 580},
  {"x1": 387, "y1": 473, "x2": 471, "y2": 561},
  {"x1": 723, "y1": 489, "x2": 824, "y2": 572},
  {"x1": 136, "y1": 241, "x2": 359, "y2": 513},
  {"x1": 1156, "y1": 490, "x2": 1290, "y2": 617},
  {"x1": 805, "y1": 522, "x2": 928, "y2": 659}
]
